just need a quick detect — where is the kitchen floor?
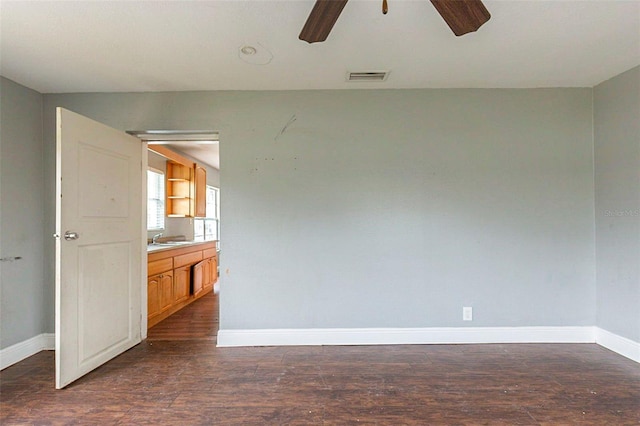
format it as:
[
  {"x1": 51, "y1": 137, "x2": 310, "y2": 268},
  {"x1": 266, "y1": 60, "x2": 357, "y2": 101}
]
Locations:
[
  {"x1": 2, "y1": 295, "x2": 639, "y2": 424},
  {"x1": 147, "y1": 291, "x2": 219, "y2": 342}
]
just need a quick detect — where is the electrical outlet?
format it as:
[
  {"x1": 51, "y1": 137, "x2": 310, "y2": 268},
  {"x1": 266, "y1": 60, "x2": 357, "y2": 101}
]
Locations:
[{"x1": 463, "y1": 306, "x2": 473, "y2": 321}]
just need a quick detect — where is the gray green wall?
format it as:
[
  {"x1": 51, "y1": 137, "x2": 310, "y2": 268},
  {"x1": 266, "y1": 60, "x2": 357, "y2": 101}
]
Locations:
[
  {"x1": 5, "y1": 75, "x2": 637, "y2": 351},
  {"x1": 42, "y1": 88, "x2": 596, "y2": 332},
  {"x1": 0, "y1": 77, "x2": 46, "y2": 349},
  {"x1": 594, "y1": 66, "x2": 640, "y2": 342}
]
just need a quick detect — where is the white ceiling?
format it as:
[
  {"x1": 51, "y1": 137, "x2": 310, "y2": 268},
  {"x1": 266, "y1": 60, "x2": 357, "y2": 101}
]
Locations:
[
  {"x1": 169, "y1": 143, "x2": 220, "y2": 170},
  {"x1": 1, "y1": 0, "x2": 639, "y2": 168},
  {"x1": 2, "y1": 0, "x2": 639, "y2": 93}
]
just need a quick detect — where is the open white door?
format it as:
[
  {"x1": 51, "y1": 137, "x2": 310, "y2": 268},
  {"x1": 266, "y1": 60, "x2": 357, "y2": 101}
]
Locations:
[{"x1": 55, "y1": 108, "x2": 146, "y2": 389}]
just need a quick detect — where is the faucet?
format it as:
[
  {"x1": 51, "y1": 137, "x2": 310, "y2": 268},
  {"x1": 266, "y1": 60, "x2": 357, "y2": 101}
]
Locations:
[{"x1": 152, "y1": 233, "x2": 163, "y2": 244}]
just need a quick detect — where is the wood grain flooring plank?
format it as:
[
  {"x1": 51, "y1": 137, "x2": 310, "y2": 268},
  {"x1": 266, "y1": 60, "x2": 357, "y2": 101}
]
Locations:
[{"x1": 2, "y1": 294, "x2": 639, "y2": 425}]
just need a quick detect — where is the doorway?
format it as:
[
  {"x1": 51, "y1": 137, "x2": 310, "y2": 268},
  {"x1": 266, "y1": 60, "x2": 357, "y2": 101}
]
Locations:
[{"x1": 131, "y1": 131, "x2": 221, "y2": 342}]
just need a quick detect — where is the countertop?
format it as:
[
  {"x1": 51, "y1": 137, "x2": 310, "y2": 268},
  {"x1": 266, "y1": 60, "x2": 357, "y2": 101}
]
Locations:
[{"x1": 146, "y1": 240, "x2": 216, "y2": 253}]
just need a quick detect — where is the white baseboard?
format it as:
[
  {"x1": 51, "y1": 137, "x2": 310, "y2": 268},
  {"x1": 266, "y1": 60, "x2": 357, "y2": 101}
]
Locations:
[
  {"x1": 217, "y1": 326, "x2": 595, "y2": 348},
  {"x1": 3, "y1": 328, "x2": 635, "y2": 370},
  {"x1": 0, "y1": 333, "x2": 55, "y2": 370},
  {"x1": 595, "y1": 327, "x2": 640, "y2": 363}
]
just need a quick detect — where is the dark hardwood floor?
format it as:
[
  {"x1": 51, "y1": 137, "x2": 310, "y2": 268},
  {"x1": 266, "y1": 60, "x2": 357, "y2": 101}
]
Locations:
[
  {"x1": 146, "y1": 291, "x2": 219, "y2": 342},
  {"x1": 2, "y1": 293, "x2": 639, "y2": 425}
]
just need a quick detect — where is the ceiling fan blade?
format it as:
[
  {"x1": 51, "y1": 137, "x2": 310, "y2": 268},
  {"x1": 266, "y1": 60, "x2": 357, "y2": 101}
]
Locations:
[
  {"x1": 299, "y1": 0, "x2": 349, "y2": 43},
  {"x1": 430, "y1": 0, "x2": 491, "y2": 36}
]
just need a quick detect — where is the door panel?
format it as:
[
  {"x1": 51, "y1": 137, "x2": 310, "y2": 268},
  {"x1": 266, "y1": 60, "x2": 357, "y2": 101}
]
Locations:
[
  {"x1": 56, "y1": 108, "x2": 145, "y2": 389},
  {"x1": 78, "y1": 144, "x2": 130, "y2": 218},
  {"x1": 77, "y1": 242, "x2": 132, "y2": 364}
]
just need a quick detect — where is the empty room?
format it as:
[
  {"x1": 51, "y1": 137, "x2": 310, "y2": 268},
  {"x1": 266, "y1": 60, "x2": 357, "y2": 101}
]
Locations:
[{"x1": 1, "y1": 0, "x2": 639, "y2": 424}]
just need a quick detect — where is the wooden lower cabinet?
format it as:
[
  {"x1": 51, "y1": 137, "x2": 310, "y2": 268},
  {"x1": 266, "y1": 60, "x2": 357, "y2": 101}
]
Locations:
[
  {"x1": 173, "y1": 266, "x2": 191, "y2": 304},
  {"x1": 205, "y1": 256, "x2": 217, "y2": 292},
  {"x1": 147, "y1": 241, "x2": 217, "y2": 330},
  {"x1": 202, "y1": 258, "x2": 212, "y2": 294},
  {"x1": 147, "y1": 271, "x2": 173, "y2": 322},
  {"x1": 193, "y1": 255, "x2": 217, "y2": 298},
  {"x1": 193, "y1": 260, "x2": 205, "y2": 298}
]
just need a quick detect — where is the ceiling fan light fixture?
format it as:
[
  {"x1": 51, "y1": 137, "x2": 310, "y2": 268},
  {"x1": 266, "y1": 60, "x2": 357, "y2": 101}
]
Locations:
[
  {"x1": 347, "y1": 71, "x2": 390, "y2": 82},
  {"x1": 299, "y1": 0, "x2": 349, "y2": 43},
  {"x1": 299, "y1": 0, "x2": 491, "y2": 43}
]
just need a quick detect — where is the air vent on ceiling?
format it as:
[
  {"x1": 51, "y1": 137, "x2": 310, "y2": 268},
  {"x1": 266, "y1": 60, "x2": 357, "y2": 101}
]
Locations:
[{"x1": 347, "y1": 71, "x2": 390, "y2": 82}]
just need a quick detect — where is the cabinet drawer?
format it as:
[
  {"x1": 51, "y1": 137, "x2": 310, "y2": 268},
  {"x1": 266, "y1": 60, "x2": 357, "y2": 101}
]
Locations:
[
  {"x1": 174, "y1": 251, "x2": 203, "y2": 268},
  {"x1": 148, "y1": 258, "x2": 173, "y2": 276},
  {"x1": 203, "y1": 248, "x2": 216, "y2": 259}
]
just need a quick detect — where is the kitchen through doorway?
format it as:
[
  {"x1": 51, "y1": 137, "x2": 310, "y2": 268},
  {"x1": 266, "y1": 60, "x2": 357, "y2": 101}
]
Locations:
[{"x1": 131, "y1": 130, "x2": 221, "y2": 341}]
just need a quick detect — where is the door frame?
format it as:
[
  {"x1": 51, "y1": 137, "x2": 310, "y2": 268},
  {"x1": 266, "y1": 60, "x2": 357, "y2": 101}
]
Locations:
[{"x1": 140, "y1": 141, "x2": 149, "y2": 339}]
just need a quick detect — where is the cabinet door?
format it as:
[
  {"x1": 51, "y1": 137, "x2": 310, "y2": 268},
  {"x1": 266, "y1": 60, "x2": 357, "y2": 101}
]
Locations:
[
  {"x1": 194, "y1": 165, "x2": 207, "y2": 218},
  {"x1": 159, "y1": 272, "x2": 173, "y2": 313},
  {"x1": 149, "y1": 272, "x2": 173, "y2": 319},
  {"x1": 166, "y1": 161, "x2": 194, "y2": 217},
  {"x1": 173, "y1": 266, "x2": 191, "y2": 304},
  {"x1": 147, "y1": 275, "x2": 161, "y2": 318},
  {"x1": 192, "y1": 260, "x2": 205, "y2": 297},
  {"x1": 207, "y1": 256, "x2": 217, "y2": 287},
  {"x1": 211, "y1": 256, "x2": 218, "y2": 284}
]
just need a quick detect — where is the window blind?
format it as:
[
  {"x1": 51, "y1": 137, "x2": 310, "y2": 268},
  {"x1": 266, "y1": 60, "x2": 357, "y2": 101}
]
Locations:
[{"x1": 147, "y1": 169, "x2": 165, "y2": 230}]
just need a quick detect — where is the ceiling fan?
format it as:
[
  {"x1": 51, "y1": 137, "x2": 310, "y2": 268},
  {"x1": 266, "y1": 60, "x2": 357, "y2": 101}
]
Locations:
[{"x1": 299, "y1": 0, "x2": 491, "y2": 43}]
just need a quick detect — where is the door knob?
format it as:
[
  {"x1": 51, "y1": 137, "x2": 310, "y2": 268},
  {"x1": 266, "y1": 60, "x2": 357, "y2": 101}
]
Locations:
[{"x1": 64, "y1": 231, "x2": 80, "y2": 241}]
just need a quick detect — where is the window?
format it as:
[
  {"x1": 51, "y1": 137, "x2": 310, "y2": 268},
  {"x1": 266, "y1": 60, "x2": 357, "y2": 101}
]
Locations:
[
  {"x1": 147, "y1": 168, "x2": 165, "y2": 230},
  {"x1": 194, "y1": 185, "x2": 219, "y2": 241}
]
